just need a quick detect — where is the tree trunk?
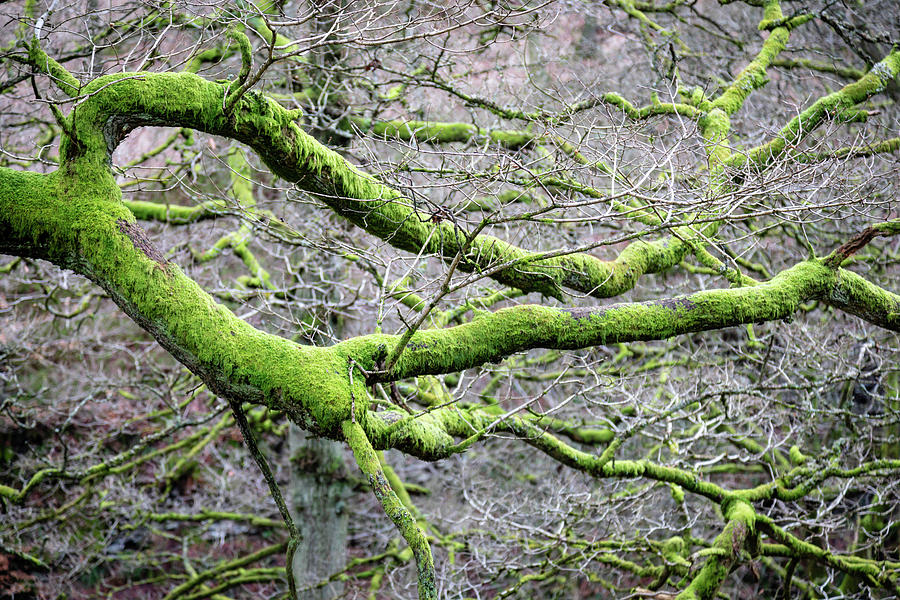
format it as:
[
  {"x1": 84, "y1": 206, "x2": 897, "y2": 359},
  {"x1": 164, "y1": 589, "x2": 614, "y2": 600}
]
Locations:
[{"x1": 289, "y1": 407, "x2": 350, "y2": 598}]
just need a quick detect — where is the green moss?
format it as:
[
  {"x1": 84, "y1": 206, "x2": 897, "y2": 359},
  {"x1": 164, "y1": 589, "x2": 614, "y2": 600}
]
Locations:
[
  {"x1": 669, "y1": 483, "x2": 685, "y2": 504},
  {"x1": 186, "y1": 46, "x2": 226, "y2": 74},
  {"x1": 227, "y1": 28, "x2": 252, "y2": 86},
  {"x1": 677, "y1": 500, "x2": 755, "y2": 599},
  {"x1": 124, "y1": 199, "x2": 225, "y2": 223},
  {"x1": 698, "y1": 108, "x2": 731, "y2": 164},
  {"x1": 770, "y1": 56, "x2": 865, "y2": 80},
  {"x1": 364, "y1": 407, "x2": 457, "y2": 459},
  {"x1": 487, "y1": 129, "x2": 534, "y2": 148},
  {"x1": 828, "y1": 267, "x2": 900, "y2": 330},
  {"x1": 344, "y1": 421, "x2": 436, "y2": 600},
  {"x1": 380, "y1": 83, "x2": 405, "y2": 101},
  {"x1": 352, "y1": 117, "x2": 535, "y2": 150},
  {"x1": 373, "y1": 260, "x2": 834, "y2": 380},
  {"x1": 28, "y1": 38, "x2": 81, "y2": 97},
  {"x1": 662, "y1": 536, "x2": 690, "y2": 567},
  {"x1": 539, "y1": 418, "x2": 615, "y2": 444},
  {"x1": 601, "y1": 92, "x2": 702, "y2": 120},
  {"x1": 789, "y1": 445, "x2": 807, "y2": 465},
  {"x1": 758, "y1": 13, "x2": 813, "y2": 31}
]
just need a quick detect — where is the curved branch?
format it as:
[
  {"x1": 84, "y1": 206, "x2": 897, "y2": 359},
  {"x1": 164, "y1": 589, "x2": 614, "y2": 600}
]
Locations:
[
  {"x1": 348, "y1": 254, "x2": 900, "y2": 381},
  {"x1": 0, "y1": 166, "x2": 357, "y2": 438},
  {"x1": 48, "y1": 68, "x2": 693, "y2": 299}
]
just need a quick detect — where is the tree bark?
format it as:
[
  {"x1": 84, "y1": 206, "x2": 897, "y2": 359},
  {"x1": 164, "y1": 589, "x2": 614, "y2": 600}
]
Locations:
[{"x1": 289, "y1": 427, "x2": 350, "y2": 599}]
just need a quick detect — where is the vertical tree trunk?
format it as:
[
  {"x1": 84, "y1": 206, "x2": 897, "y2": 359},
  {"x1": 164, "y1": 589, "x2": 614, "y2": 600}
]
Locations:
[{"x1": 290, "y1": 426, "x2": 350, "y2": 599}]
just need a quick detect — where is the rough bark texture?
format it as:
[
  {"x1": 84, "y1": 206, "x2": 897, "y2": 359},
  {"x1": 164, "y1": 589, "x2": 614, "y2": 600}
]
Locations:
[{"x1": 289, "y1": 427, "x2": 350, "y2": 600}]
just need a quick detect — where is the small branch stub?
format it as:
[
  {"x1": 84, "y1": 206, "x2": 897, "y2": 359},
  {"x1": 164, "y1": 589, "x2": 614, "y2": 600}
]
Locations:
[
  {"x1": 825, "y1": 222, "x2": 899, "y2": 268},
  {"x1": 224, "y1": 28, "x2": 253, "y2": 114}
]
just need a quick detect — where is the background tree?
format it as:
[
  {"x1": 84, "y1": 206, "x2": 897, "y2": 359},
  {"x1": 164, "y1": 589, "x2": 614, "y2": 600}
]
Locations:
[{"x1": 1, "y1": 1, "x2": 899, "y2": 599}]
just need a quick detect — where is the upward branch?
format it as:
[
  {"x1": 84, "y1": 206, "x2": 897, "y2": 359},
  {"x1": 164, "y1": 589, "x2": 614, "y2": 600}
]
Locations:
[{"x1": 735, "y1": 50, "x2": 900, "y2": 168}]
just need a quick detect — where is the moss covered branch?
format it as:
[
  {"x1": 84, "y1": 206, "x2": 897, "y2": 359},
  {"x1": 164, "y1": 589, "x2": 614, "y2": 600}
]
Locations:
[
  {"x1": 0, "y1": 164, "x2": 360, "y2": 438},
  {"x1": 17, "y1": 67, "x2": 702, "y2": 299},
  {"x1": 354, "y1": 259, "x2": 895, "y2": 381},
  {"x1": 162, "y1": 542, "x2": 286, "y2": 600},
  {"x1": 343, "y1": 420, "x2": 436, "y2": 600},
  {"x1": 676, "y1": 500, "x2": 756, "y2": 600},
  {"x1": 709, "y1": 1, "x2": 794, "y2": 116},
  {"x1": 734, "y1": 50, "x2": 900, "y2": 168}
]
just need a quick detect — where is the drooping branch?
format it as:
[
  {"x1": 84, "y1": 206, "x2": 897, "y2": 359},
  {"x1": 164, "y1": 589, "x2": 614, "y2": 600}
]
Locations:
[{"x1": 343, "y1": 420, "x2": 436, "y2": 600}]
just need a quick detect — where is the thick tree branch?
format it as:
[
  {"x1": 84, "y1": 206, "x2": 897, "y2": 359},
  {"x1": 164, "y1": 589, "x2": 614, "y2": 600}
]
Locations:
[
  {"x1": 0, "y1": 166, "x2": 360, "y2": 439},
  {"x1": 362, "y1": 260, "x2": 866, "y2": 381},
  {"x1": 27, "y1": 68, "x2": 699, "y2": 299}
]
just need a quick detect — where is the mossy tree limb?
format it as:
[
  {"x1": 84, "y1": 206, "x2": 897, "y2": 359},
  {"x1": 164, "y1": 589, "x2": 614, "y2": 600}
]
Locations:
[
  {"x1": 3, "y1": 155, "x2": 900, "y2": 444},
  {"x1": 0, "y1": 165, "x2": 359, "y2": 438},
  {"x1": 675, "y1": 500, "x2": 756, "y2": 600},
  {"x1": 22, "y1": 65, "x2": 697, "y2": 299},
  {"x1": 352, "y1": 260, "x2": 899, "y2": 382},
  {"x1": 709, "y1": 1, "x2": 794, "y2": 116},
  {"x1": 5, "y1": 26, "x2": 900, "y2": 600},
  {"x1": 734, "y1": 50, "x2": 900, "y2": 168},
  {"x1": 343, "y1": 420, "x2": 436, "y2": 600}
]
